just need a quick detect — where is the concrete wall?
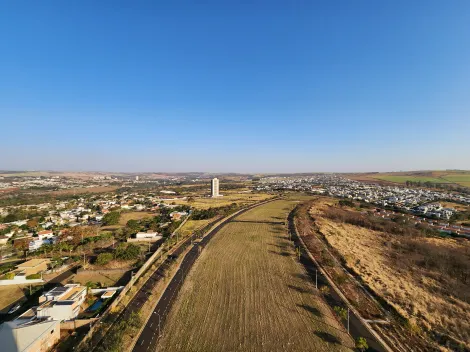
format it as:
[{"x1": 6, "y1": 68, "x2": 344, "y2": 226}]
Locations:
[
  {"x1": 61, "y1": 318, "x2": 98, "y2": 330},
  {"x1": 0, "y1": 278, "x2": 44, "y2": 286}
]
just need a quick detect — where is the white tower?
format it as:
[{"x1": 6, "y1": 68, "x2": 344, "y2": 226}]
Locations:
[{"x1": 211, "y1": 178, "x2": 219, "y2": 198}]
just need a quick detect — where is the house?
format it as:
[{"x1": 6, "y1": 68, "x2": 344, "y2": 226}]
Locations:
[
  {"x1": 101, "y1": 290, "x2": 116, "y2": 299},
  {"x1": 37, "y1": 230, "x2": 54, "y2": 241},
  {"x1": 0, "y1": 318, "x2": 60, "y2": 352},
  {"x1": 36, "y1": 284, "x2": 87, "y2": 321},
  {"x1": 28, "y1": 236, "x2": 56, "y2": 252},
  {"x1": 15, "y1": 259, "x2": 50, "y2": 277},
  {"x1": 135, "y1": 232, "x2": 161, "y2": 239},
  {"x1": 0, "y1": 236, "x2": 8, "y2": 245},
  {"x1": 170, "y1": 211, "x2": 188, "y2": 220}
]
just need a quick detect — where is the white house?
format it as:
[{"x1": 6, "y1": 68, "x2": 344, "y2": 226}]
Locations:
[{"x1": 135, "y1": 232, "x2": 161, "y2": 239}]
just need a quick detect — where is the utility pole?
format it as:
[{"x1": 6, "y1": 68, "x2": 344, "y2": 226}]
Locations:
[
  {"x1": 347, "y1": 308, "x2": 350, "y2": 334},
  {"x1": 315, "y1": 270, "x2": 318, "y2": 289}
]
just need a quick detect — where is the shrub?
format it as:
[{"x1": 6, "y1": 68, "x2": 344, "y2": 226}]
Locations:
[
  {"x1": 4, "y1": 272, "x2": 15, "y2": 280},
  {"x1": 96, "y1": 252, "x2": 113, "y2": 266},
  {"x1": 333, "y1": 306, "x2": 348, "y2": 320},
  {"x1": 319, "y1": 285, "x2": 330, "y2": 295},
  {"x1": 114, "y1": 243, "x2": 141, "y2": 260},
  {"x1": 356, "y1": 337, "x2": 368, "y2": 351},
  {"x1": 26, "y1": 273, "x2": 41, "y2": 279},
  {"x1": 102, "y1": 211, "x2": 121, "y2": 226}
]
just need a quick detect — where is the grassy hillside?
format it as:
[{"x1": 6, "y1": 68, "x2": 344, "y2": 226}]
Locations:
[
  {"x1": 308, "y1": 197, "x2": 470, "y2": 349},
  {"x1": 349, "y1": 170, "x2": 470, "y2": 188}
]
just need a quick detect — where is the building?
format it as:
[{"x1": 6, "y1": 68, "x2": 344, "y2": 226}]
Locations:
[
  {"x1": 15, "y1": 259, "x2": 50, "y2": 277},
  {"x1": 135, "y1": 232, "x2": 162, "y2": 240},
  {"x1": 135, "y1": 175, "x2": 139, "y2": 181},
  {"x1": 0, "y1": 318, "x2": 60, "y2": 352},
  {"x1": 36, "y1": 284, "x2": 87, "y2": 321},
  {"x1": 37, "y1": 230, "x2": 54, "y2": 241},
  {"x1": 211, "y1": 178, "x2": 220, "y2": 198}
]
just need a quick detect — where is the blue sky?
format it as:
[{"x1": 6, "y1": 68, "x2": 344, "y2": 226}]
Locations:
[{"x1": 1, "y1": 1, "x2": 469, "y2": 173}]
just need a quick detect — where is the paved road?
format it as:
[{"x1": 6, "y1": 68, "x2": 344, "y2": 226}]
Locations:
[
  {"x1": 287, "y1": 210, "x2": 387, "y2": 352},
  {"x1": 132, "y1": 201, "x2": 273, "y2": 352},
  {"x1": 91, "y1": 234, "x2": 196, "y2": 350}
]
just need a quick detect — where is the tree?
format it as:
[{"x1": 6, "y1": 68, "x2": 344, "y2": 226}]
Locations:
[
  {"x1": 103, "y1": 212, "x2": 121, "y2": 226},
  {"x1": 333, "y1": 306, "x2": 348, "y2": 320},
  {"x1": 26, "y1": 219, "x2": 38, "y2": 229},
  {"x1": 126, "y1": 219, "x2": 140, "y2": 232},
  {"x1": 63, "y1": 226, "x2": 98, "y2": 245},
  {"x1": 14, "y1": 238, "x2": 30, "y2": 254},
  {"x1": 355, "y1": 337, "x2": 368, "y2": 351},
  {"x1": 114, "y1": 243, "x2": 141, "y2": 260},
  {"x1": 96, "y1": 252, "x2": 113, "y2": 266},
  {"x1": 4, "y1": 272, "x2": 15, "y2": 280}
]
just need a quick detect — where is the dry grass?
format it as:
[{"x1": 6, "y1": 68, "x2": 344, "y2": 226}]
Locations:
[
  {"x1": 310, "y1": 199, "x2": 470, "y2": 346},
  {"x1": 119, "y1": 211, "x2": 156, "y2": 226},
  {"x1": 73, "y1": 271, "x2": 127, "y2": 287},
  {"x1": 0, "y1": 285, "x2": 26, "y2": 312},
  {"x1": 164, "y1": 192, "x2": 273, "y2": 210},
  {"x1": 157, "y1": 200, "x2": 353, "y2": 352},
  {"x1": 177, "y1": 219, "x2": 213, "y2": 238}
]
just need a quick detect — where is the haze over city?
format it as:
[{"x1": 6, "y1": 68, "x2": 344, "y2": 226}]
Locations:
[{"x1": 1, "y1": 1, "x2": 470, "y2": 173}]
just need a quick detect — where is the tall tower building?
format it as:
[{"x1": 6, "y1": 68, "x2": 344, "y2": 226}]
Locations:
[{"x1": 211, "y1": 178, "x2": 219, "y2": 198}]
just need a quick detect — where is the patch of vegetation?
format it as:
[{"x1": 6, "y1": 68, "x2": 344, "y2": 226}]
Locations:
[
  {"x1": 114, "y1": 243, "x2": 141, "y2": 261},
  {"x1": 96, "y1": 253, "x2": 113, "y2": 266},
  {"x1": 191, "y1": 203, "x2": 238, "y2": 220},
  {"x1": 102, "y1": 211, "x2": 121, "y2": 225},
  {"x1": 26, "y1": 273, "x2": 41, "y2": 279},
  {"x1": 93, "y1": 311, "x2": 141, "y2": 352},
  {"x1": 3, "y1": 272, "x2": 15, "y2": 280}
]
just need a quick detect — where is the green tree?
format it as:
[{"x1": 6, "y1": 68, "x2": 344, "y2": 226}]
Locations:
[
  {"x1": 4, "y1": 272, "x2": 15, "y2": 280},
  {"x1": 102, "y1": 211, "x2": 121, "y2": 226},
  {"x1": 96, "y1": 252, "x2": 113, "y2": 266},
  {"x1": 126, "y1": 219, "x2": 140, "y2": 232},
  {"x1": 114, "y1": 243, "x2": 141, "y2": 260},
  {"x1": 333, "y1": 306, "x2": 347, "y2": 320},
  {"x1": 355, "y1": 337, "x2": 368, "y2": 351}
]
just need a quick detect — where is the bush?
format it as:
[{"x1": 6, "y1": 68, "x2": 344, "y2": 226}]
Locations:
[
  {"x1": 4, "y1": 272, "x2": 15, "y2": 280},
  {"x1": 114, "y1": 244, "x2": 141, "y2": 260},
  {"x1": 26, "y1": 273, "x2": 41, "y2": 279},
  {"x1": 333, "y1": 306, "x2": 348, "y2": 320},
  {"x1": 96, "y1": 253, "x2": 113, "y2": 266},
  {"x1": 319, "y1": 285, "x2": 330, "y2": 295},
  {"x1": 102, "y1": 211, "x2": 121, "y2": 226},
  {"x1": 356, "y1": 337, "x2": 368, "y2": 351}
]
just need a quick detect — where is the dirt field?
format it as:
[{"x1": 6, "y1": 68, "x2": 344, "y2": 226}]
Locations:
[
  {"x1": 164, "y1": 192, "x2": 273, "y2": 209},
  {"x1": 0, "y1": 285, "x2": 26, "y2": 313},
  {"x1": 309, "y1": 198, "x2": 470, "y2": 348},
  {"x1": 157, "y1": 200, "x2": 353, "y2": 352},
  {"x1": 73, "y1": 270, "x2": 128, "y2": 287},
  {"x1": 119, "y1": 211, "x2": 156, "y2": 226}
]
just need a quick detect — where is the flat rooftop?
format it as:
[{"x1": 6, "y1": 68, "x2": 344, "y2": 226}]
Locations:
[{"x1": 17, "y1": 258, "x2": 50, "y2": 268}]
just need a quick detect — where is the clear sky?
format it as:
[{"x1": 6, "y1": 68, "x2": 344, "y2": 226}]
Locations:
[{"x1": 1, "y1": 1, "x2": 469, "y2": 173}]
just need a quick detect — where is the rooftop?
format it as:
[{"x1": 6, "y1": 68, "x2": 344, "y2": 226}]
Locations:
[{"x1": 16, "y1": 258, "x2": 50, "y2": 268}]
